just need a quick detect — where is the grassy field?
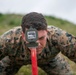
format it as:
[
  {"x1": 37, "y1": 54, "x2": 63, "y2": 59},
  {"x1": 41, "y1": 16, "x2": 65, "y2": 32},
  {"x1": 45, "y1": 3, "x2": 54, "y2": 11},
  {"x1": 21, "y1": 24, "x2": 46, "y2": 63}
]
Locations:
[{"x1": 0, "y1": 13, "x2": 76, "y2": 75}]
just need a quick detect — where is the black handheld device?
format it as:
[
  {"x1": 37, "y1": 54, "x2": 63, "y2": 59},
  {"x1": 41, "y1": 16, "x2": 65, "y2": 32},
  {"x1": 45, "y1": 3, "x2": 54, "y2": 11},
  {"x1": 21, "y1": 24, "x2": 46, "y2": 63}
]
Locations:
[{"x1": 25, "y1": 27, "x2": 38, "y2": 47}]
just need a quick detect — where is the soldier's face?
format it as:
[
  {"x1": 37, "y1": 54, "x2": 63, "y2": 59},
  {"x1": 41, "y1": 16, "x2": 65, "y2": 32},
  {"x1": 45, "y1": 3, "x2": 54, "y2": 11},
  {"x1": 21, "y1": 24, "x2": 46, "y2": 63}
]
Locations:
[
  {"x1": 22, "y1": 30, "x2": 47, "y2": 54},
  {"x1": 36, "y1": 30, "x2": 47, "y2": 54}
]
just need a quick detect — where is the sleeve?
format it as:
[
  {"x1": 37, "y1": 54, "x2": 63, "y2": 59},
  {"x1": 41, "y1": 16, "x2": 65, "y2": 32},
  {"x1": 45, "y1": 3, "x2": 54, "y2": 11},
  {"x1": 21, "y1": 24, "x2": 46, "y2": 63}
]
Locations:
[
  {"x1": 0, "y1": 26, "x2": 21, "y2": 59},
  {"x1": 0, "y1": 56, "x2": 10, "y2": 75},
  {"x1": 48, "y1": 26, "x2": 76, "y2": 63},
  {"x1": 0, "y1": 35, "x2": 9, "y2": 59},
  {"x1": 58, "y1": 30, "x2": 76, "y2": 63},
  {"x1": 0, "y1": 27, "x2": 23, "y2": 75}
]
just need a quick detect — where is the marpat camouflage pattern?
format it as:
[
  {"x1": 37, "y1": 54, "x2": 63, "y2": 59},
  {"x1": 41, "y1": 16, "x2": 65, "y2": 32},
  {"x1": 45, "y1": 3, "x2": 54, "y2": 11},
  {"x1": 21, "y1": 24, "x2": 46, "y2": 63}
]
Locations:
[{"x1": 0, "y1": 26, "x2": 76, "y2": 75}]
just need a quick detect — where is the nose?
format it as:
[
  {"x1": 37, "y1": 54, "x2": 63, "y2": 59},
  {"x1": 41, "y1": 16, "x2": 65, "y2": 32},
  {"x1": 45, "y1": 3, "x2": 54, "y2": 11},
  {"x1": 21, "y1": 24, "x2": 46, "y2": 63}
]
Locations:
[{"x1": 36, "y1": 40, "x2": 41, "y2": 46}]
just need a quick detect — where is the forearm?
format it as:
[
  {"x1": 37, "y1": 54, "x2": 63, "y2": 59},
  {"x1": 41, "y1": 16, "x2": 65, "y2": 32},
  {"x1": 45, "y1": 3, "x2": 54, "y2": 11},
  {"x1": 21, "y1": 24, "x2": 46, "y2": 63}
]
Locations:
[
  {"x1": 0, "y1": 56, "x2": 10, "y2": 75},
  {"x1": 58, "y1": 33, "x2": 76, "y2": 63},
  {"x1": 60, "y1": 42, "x2": 76, "y2": 63},
  {"x1": 39, "y1": 53, "x2": 73, "y2": 75}
]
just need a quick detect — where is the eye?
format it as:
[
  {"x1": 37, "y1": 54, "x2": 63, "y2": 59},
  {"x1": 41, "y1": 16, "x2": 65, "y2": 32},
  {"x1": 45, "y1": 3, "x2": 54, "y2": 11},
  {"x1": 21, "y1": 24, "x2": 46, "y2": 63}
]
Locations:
[{"x1": 39, "y1": 36, "x2": 45, "y2": 40}]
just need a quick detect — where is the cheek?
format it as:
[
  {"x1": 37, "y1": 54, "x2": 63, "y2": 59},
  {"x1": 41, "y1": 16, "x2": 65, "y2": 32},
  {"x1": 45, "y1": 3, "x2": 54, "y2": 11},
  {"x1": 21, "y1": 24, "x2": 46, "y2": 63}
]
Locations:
[{"x1": 40, "y1": 39, "x2": 47, "y2": 47}]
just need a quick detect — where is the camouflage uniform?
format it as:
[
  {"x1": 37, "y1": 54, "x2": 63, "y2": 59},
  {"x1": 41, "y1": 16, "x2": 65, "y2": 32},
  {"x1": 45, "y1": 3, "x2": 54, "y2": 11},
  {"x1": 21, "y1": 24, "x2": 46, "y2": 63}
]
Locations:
[{"x1": 0, "y1": 26, "x2": 76, "y2": 75}]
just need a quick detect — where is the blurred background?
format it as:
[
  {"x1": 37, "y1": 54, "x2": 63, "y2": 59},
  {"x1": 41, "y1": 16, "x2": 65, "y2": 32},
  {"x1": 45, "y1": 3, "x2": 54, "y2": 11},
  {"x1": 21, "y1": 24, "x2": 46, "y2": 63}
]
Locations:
[{"x1": 0, "y1": 0, "x2": 76, "y2": 75}]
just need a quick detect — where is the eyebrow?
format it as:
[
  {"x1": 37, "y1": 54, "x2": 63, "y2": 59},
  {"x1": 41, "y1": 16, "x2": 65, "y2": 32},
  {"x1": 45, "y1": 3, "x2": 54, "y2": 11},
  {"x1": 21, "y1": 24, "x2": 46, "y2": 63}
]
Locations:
[{"x1": 38, "y1": 36, "x2": 45, "y2": 40}]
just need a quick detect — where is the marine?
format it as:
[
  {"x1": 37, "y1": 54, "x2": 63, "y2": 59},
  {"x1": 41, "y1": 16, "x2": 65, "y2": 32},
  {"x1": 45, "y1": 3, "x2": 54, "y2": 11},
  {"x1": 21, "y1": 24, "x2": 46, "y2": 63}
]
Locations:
[
  {"x1": 0, "y1": 12, "x2": 76, "y2": 75},
  {"x1": 0, "y1": 26, "x2": 75, "y2": 75}
]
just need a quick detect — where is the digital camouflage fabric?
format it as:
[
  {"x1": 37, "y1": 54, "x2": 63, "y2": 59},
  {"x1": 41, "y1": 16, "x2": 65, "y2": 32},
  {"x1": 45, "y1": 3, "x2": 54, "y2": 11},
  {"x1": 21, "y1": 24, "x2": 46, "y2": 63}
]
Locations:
[{"x1": 0, "y1": 26, "x2": 76, "y2": 75}]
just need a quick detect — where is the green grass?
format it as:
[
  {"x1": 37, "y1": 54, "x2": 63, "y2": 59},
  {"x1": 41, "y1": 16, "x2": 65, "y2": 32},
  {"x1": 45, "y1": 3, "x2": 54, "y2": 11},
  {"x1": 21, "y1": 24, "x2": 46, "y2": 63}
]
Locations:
[
  {"x1": 0, "y1": 13, "x2": 76, "y2": 75},
  {"x1": 0, "y1": 13, "x2": 76, "y2": 36},
  {"x1": 16, "y1": 65, "x2": 47, "y2": 75}
]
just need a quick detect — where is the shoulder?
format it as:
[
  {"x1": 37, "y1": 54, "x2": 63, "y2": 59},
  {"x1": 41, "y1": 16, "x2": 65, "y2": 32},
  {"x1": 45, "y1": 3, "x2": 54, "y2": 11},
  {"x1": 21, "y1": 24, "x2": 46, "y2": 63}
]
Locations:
[
  {"x1": 47, "y1": 25, "x2": 63, "y2": 35},
  {"x1": 47, "y1": 25, "x2": 74, "y2": 39},
  {"x1": 0, "y1": 26, "x2": 22, "y2": 44},
  {"x1": 1, "y1": 26, "x2": 22, "y2": 37},
  {"x1": 47, "y1": 25, "x2": 69, "y2": 45}
]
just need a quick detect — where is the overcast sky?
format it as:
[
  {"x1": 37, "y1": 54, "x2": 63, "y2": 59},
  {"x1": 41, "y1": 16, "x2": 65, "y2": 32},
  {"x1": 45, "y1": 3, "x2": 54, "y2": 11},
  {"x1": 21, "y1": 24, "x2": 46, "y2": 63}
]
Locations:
[{"x1": 0, "y1": 0, "x2": 76, "y2": 24}]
